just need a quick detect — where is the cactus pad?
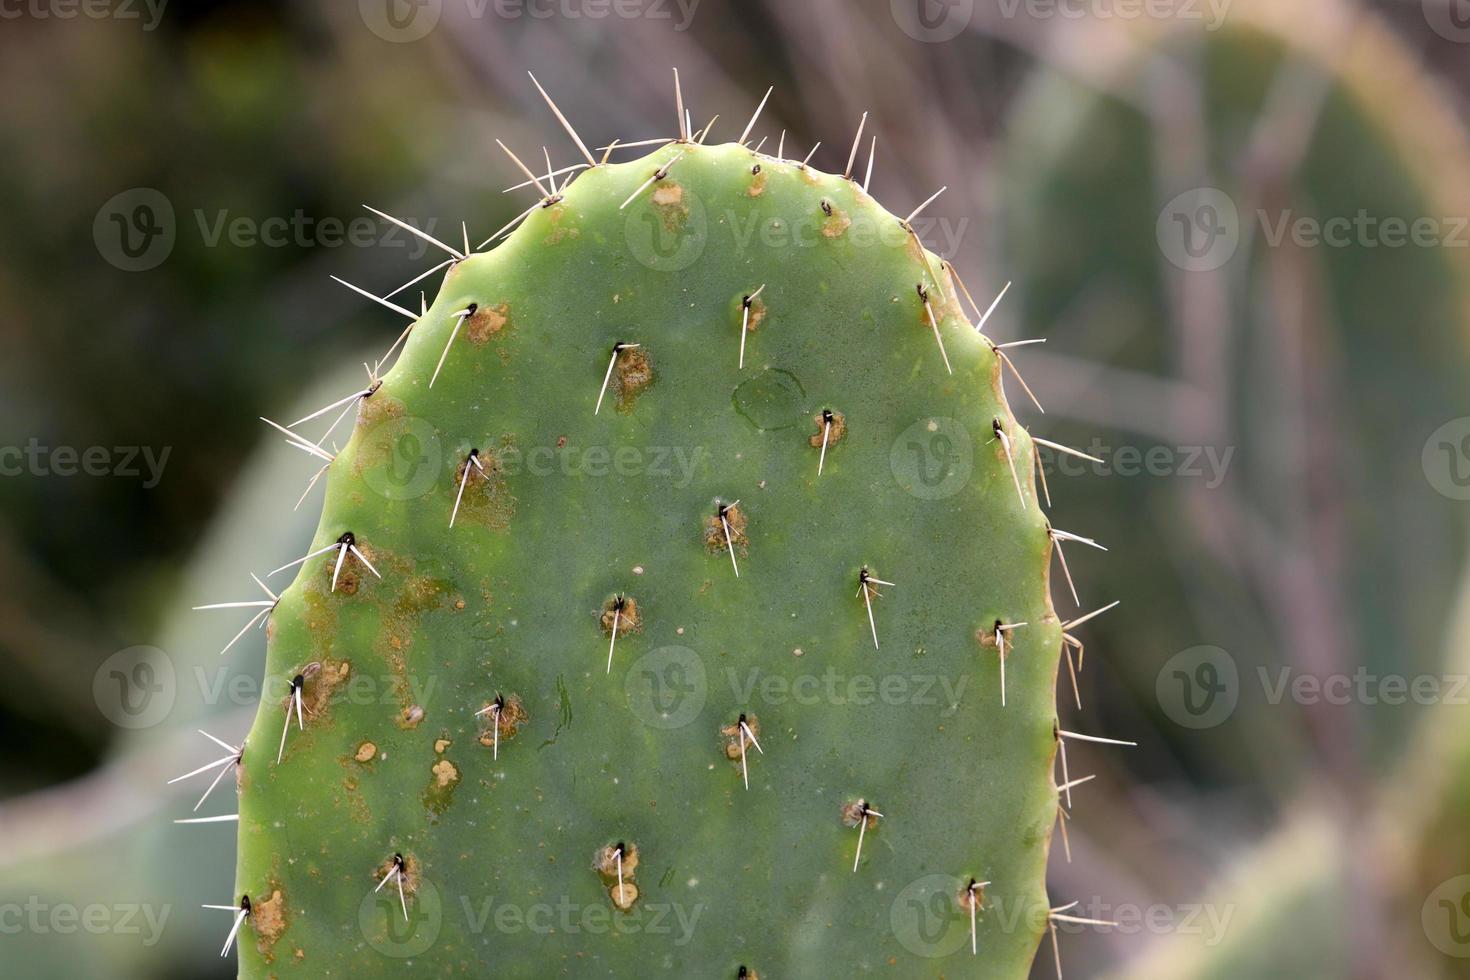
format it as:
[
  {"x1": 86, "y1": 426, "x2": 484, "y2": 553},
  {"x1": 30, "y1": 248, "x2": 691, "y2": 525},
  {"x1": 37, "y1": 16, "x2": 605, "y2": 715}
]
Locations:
[{"x1": 218, "y1": 114, "x2": 1093, "y2": 977}]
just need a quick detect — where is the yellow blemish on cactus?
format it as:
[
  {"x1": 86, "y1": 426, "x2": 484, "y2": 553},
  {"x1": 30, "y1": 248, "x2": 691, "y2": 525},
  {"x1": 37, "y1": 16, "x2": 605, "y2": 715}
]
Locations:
[
  {"x1": 251, "y1": 888, "x2": 288, "y2": 960},
  {"x1": 609, "y1": 882, "x2": 639, "y2": 910},
  {"x1": 466, "y1": 303, "x2": 510, "y2": 345},
  {"x1": 431, "y1": 759, "x2": 458, "y2": 788},
  {"x1": 822, "y1": 206, "x2": 851, "y2": 238},
  {"x1": 355, "y1": 741, "x2": 376, "y2": 763},
  {"x1": 651, "y1": 182, "x2": 688, "y2": 232}
]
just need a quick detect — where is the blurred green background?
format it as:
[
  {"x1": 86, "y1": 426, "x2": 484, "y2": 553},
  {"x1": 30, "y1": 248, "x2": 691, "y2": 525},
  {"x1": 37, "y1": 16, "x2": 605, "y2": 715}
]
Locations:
[{"x1": 5, "y1": 0, "x2": 1470, "y2": 976}]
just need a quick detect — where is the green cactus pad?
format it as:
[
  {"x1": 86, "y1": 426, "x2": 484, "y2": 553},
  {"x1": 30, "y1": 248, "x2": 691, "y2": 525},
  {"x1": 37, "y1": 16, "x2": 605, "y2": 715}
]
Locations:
[{"x1": 232, "y1": 138, "x2": 1073, "y2": 977}]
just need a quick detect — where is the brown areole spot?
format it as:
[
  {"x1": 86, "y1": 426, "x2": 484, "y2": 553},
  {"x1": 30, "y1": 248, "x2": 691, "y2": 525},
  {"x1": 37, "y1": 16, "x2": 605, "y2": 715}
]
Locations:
[
  {"x1": 841, "y1": 799, "x2": 880, "y2": 830},
  {"x1": 301, "y1": 659, "x2": 349, "y2": 717},
  {"x1": 959, "y1": 878, "x2": 987, "y2": 913},
  {"x1": 354, "y1": 741, "x2": 377, "y2": 763},
  {"x1": 600, "y1": 595, "x2": 641, "y2": 636},
  {"x1": 704, "y1": 501, "x2": 748, "y2": 555},
  {"x1": 478, "y1": 693, "x2": 528, "y2": 748},
  {"x1": 743, "y1": 295, "x2": 767, "y2": 332},
  {"x1": 594, "y1": 841, "x2": 639, "y2": 879},
  {"x1": 451, "y1": 448, "x2": 516, "y2": 531},
  {"x1": 614, "y1": 346, "x2": 655, "y2": 411},
  {"x1": 809, "y1": 410, "x2": 847, "y2": 449},
  {"x1": 355, "y1": 389, "x2": 405, "y2": 432},
  {"x1": 719, "y1": 714, "x2": 760, "y2": 761}
]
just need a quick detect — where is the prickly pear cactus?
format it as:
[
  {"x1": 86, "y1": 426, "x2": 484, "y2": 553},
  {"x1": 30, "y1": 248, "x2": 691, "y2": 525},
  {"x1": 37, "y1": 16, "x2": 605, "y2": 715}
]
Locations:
[{"x1": 205, "y1": 96, "x2": 1105, "y2": 977}]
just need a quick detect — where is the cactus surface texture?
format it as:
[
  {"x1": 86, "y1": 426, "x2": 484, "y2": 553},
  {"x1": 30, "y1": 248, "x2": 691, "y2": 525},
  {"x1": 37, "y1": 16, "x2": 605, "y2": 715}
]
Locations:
[{"x1": 211, "y1": 93, "x2": 1111, "y2": 977}]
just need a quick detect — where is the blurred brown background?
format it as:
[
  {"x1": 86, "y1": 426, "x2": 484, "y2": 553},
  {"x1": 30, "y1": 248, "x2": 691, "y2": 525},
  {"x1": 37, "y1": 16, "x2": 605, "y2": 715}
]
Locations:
[{"x1": 5, "y1": 0, "x2": 1470, "y2": 976}]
